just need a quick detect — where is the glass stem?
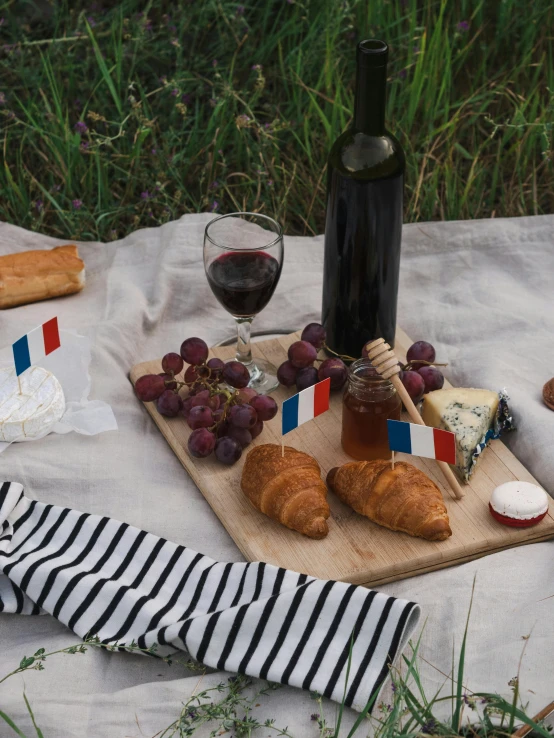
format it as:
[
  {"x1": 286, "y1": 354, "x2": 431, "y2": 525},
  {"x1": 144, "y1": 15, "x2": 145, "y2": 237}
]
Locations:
[{"x1": 235, "y1": 317, "x2": 253, "y2": 365}]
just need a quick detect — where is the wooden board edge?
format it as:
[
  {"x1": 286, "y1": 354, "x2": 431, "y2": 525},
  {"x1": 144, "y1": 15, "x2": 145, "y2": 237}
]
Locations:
[{"x1": 358, "y1": 531, "x2": 554, "y2": 588}]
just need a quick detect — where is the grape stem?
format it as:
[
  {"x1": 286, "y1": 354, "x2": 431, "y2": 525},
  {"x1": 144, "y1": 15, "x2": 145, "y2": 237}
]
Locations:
[
  {"x1": 321, "y1": 344, "x2": 357, "y2": 363},
  {"x1": 402, "y1": 360, "x2": 448, "y2": 370}
]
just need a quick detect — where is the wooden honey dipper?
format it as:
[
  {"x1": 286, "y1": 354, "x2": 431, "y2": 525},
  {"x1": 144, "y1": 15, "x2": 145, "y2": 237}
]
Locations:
[{"x1": 365, "y1": 338, "x2": 464, "y2": 500}]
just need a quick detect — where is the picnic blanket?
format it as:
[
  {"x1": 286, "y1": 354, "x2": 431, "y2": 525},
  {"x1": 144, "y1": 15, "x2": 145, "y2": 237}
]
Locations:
[{"x1": 0, "y1": 213, "x2": 553, "y2": 736}]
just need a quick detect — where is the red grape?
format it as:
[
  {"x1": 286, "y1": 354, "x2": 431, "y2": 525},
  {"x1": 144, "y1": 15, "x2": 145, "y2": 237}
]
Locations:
[
  {"x1": 296, "y1": 366, "x2": 318, "y2": 392},
  {"x1": 236, "y1": 387, "x2": 258, "y2": 404},
  {"x1": 401, "y1": 370, "x2": 425, "y2": 404},
  {"x1": 181, "y1": 396, "x2": 194, "y2": 419},
  {"x1": 277, "y1": 361, "x2": 298, "y2": 387},
  {"x1": 222, "y1": 361, "x2": 250, "y2": 389},
  {"x1": 207, "y1": 357, "x2": 225, "y2": 381},
  {"x1": 156, "y1": 389, "x2": 183, "y2": 417},
  {"x1": 188, "y1": 428, "x2": 216, "y2": 458},
  {"x1": 215, "y1": 436, "x2": 242, "y2": 465},
  {"x1": 406, "y1": 341, "x2": 436, "y2": 370},
  {"x1": 158, "y1": 372, "x2": 178, "y2": 391},
  {"x1": 187, "y1": 405, "x2": 214, "y2": 430},
  {"x1": 229, "y1": 404, "x2": 257, "y2": 429},
  {"x1": 190, "y1": 390, "x2": 220, "y2": 411},
  {"x1": 135, "y1": 374, "x2": 166, "y2": 402},
  {"x1": 184, "y1": 365, "x2": 199, "y2": 384},
  {"x1": 288, "y1": 340, "x2": 317, "y2": 369},
  {"x1": 162, "y1": 352, "x2": 184, "y2": 375},
  {"x1": 180, "y1": 337, "x2": 209, "y2": 366},
  {"x1": 318, "y1": 358, "x2": 348, "y2": 390},
  {"x1": 249, "y1": 395, "x2": 278, "y2": 422},
  {"x1": 301, "y1": 323, "x2": 326, "y2": 350},
  {"x1": 417, "y1": 366, "x2": 444, "y2": 393},
  {"x1": 216, "y1": 419, "x2": 230, "y2": 438},
  {"x1": 190, "y1": 389, "x2": 211, "y2": 407},
  {"x1": 227, "y1": 425, "x2": 253, "y2": 448},
  {"x1": 250, "y1": 419, "x2": 263, "y2": 439}
]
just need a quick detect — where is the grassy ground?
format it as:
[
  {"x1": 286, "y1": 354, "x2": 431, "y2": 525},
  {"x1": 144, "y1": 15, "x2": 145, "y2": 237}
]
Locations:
[{"x1": 0, "y1": 0, "x2": 552, "y2": 242}]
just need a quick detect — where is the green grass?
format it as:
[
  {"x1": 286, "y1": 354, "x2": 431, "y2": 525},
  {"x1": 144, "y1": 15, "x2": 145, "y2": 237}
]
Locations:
[{"x1": 0, "y1": 0, "x2": 553, "y2": 242}]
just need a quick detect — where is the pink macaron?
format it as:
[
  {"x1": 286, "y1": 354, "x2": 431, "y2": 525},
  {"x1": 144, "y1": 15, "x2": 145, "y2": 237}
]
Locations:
[{"x1": 489, "y1": 481, "x2": 549, "y2": 528}]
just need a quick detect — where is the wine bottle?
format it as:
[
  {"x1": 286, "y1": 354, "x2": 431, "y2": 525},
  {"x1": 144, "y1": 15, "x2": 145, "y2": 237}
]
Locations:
[{"x1": 322, "y1": 39, "x2": 405, "y2": 356}]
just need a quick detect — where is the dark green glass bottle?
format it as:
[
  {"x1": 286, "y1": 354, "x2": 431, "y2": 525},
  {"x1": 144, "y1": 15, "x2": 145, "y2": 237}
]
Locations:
[{"x1": 322, "y1": 39, "x2": 405, "y2": 356}]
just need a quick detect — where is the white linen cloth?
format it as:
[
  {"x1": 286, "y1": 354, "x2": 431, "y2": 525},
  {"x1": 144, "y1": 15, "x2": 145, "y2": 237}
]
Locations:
[{"x1": 0, "y1": 213, "x2": 553, "y2": 736}]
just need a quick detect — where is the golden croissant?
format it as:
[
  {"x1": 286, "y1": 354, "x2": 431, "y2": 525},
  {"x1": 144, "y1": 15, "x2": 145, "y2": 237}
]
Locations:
[
  {"x1": 241, "y1": 444, "x2": 330, "y2": 539},
  {"x1": 327, "y1": 460, "x2": 452, "y2": 541}
]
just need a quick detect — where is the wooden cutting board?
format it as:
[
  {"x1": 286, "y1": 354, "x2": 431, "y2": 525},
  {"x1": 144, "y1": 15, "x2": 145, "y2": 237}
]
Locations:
[{"x1": 129, "y1": 328, "x2": 554, "y2": 587}]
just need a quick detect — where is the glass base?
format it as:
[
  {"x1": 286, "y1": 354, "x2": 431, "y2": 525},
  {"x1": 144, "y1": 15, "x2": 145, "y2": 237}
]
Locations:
[{"x1": 244, "y1": 358, "x2": 280, "y2": 394}]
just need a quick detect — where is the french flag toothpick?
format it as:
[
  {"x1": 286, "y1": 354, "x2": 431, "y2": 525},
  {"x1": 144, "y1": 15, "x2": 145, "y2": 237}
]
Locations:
[
  {"x1": 387, "y1": 419, "x2": 456, "y2": 465},
  {"x1": 12, "y1": 317, "x2": 61, "y2": 377},
  {"x1": 282, "y1": 377, "x2": 331, "y2": 437}
]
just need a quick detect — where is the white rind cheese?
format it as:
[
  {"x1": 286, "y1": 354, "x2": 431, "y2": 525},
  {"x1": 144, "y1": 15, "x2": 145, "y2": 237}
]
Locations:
[
  {"x1": 421, "y1": 388, "x2": 500, "y2": 481},
  {"x1": 0, "y1": 366, "x2": 65, "y2": 442}
]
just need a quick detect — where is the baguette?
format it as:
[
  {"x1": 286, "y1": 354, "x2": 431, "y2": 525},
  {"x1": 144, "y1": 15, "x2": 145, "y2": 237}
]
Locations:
[{"x1": 0, "y1": 244, "x2": 85, "y2": 308}]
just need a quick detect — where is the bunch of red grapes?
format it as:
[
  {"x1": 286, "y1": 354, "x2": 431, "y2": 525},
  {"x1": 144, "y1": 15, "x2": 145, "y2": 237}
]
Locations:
[
  {"x1": 398, "y1": 340, "x2": 445, "y2": 403},
  {"x1": 276, "y1": 323, "x2": 349, "y2": 392},
  {"x1": 134, "y1": 337, "x2": 277, "y2": 465},
  {"x1": 276, "y1": 325, "x2": 445, "y2": 404}
]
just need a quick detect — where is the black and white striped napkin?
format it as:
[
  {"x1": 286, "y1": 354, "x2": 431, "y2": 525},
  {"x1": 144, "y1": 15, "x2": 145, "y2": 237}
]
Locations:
[{"x1": 0, "y1": 482, "x2": 420, "y2": 712}]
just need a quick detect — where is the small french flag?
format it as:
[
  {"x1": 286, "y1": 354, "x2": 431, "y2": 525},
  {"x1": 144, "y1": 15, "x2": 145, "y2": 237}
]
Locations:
[
  {"x1": 12, "y1": 318, "x2": 61, "y2": 376},
  {"x1": 282, "y1": 378, "x2": 331, "y2": 435},
  {"x1": 387, "y1": 419, "x2": 456, "y2": 465}
]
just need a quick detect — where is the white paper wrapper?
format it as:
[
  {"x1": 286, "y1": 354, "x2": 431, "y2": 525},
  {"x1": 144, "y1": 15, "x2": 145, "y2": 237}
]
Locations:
[{"x1": 0, "y1": 330, "x2": 117, "y2": 452}]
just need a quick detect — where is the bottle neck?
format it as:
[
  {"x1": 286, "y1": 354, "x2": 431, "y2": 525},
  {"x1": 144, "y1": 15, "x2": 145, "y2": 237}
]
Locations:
[{"x1": 353, "y1": 64, "x2": 387, "y2": 136}]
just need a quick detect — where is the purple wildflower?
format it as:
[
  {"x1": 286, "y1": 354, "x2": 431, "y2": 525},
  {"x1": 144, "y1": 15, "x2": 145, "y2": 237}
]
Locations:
[
  {"x1": 147, "y1": 210, "x2": 154, "y2": 218},
  {"x1": 251, "y1": 63, "x2": 261, "y2": 71},
  {"x1": 310, "y1": 713, "x2": 319, "y2": 721},
  {"x1": 145, "y1": 20, "x2": 153, "y2": 32},
  {"x1": 80, "y1": 141, "x2": 89, "y2": 150},
  {"x1": 0, "y1": 18, "x2": 4, "y2": 26},
  {"x1": 210, "y1": 200, "x2": 219, "y2": 212},
  {"x1": 210, "y1": 180, "x2": 219, "y2": 189},
  {"x1": 398, "y1": 68, "x2": 407, "y2": 79},
  {"x1": 72, "y1": 199, "x2": 82, "y2": 210},
  {"x1": 457, "y1": 20, "x2": 470, "y2": 31},
  {"x1": 0, "y1": 92, "x2": 5, "y2": 105},
  {"x1": 267, "y1": 179, "x2": 273, "y2": 186},
  {"x1": 236, "y1": 5, "x2": 245, "y2": 14},
  {"x1": 159, "y1": 75, "x2": 168, "y2": 84},
  {"x1": 151, "y1": 147, "x2": 157, "y2": 155},
  {"x1": 35, "y1": 199, "x2": 43, "y2": 211},
  {"x1": 212, "y1": 59, "x2": 218, "y2": 67},
  {"x1": 181, "y1": 93, "x2": 191, "y2": 104},
  {"x1": 73, "y1": 98, "x2": 82, "y2": 110},
  {"x1": 74, "y1": 121, "x2": 88, "y2": 134},
  {"x1": 141, "y1": 190, "x2": 151, "y2": 200},
  {"x1": 87, "y1": 16, "x2": 96, "y2": 28},
  {"x1": 171, "y1": 88, "x2": 179, "y2": 97}
]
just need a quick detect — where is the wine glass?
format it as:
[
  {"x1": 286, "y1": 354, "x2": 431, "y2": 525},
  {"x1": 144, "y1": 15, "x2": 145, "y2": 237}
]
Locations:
[{"x1": 203, "y1": 212, "x2": 284, "y2": 394}]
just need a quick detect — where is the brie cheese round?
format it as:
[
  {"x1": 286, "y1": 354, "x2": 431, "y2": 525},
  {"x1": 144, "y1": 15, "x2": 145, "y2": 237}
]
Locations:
[{"x1": 0, "y1": 366, "x2": 65, "y2": 442}]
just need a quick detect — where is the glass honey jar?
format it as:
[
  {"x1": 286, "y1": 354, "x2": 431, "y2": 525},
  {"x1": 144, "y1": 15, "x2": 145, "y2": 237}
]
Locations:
[{"x1": 341, "y1": 358, "x2": 401, "y2": 461}]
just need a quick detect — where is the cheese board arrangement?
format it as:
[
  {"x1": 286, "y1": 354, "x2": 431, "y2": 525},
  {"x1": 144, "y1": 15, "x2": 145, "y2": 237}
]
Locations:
[{"x1": 130, "y1": 325, "x2": 554, "y2": 587}]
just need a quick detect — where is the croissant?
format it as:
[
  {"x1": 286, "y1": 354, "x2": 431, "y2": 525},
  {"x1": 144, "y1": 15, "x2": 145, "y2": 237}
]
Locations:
[
  {"x1": 241, "y1": 444, "x2": 330, "y2": 539},
  {"x1": 327, "y1": 460, "x2": 452, "y2": 541}
]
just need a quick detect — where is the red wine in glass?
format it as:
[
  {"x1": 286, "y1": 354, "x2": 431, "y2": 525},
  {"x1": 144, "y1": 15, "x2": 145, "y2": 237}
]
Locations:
[{"x1": 206, "y1": 251, "x2": 281, "y2": 317}]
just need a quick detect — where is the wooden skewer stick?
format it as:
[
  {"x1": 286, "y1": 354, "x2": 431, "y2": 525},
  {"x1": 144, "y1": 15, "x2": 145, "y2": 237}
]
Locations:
[
  {"x1": 365, "y1": 338, "x2": 464, "y2": 501},
  {"x1": 17, "y1": 375, "x2": 22, "y2": 395},
  {"x1": 511, "y1": 700, "x2": 554, "y2": 738}
]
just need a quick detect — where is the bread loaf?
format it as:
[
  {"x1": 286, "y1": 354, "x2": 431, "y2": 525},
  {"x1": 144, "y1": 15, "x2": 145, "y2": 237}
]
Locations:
[{"x1": 0, "y1": 244, "x2": 85, "y2": 309}]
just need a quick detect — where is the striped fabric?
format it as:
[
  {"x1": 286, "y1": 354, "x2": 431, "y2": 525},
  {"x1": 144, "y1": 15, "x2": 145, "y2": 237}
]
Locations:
[{"x1": 0, "y1": 482, "x2": 420, "y2": 712}]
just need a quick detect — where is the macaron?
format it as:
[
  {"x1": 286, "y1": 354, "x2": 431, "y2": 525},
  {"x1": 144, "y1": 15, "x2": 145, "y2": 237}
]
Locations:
[{"x1": 489, "y1": 481, "x2": 549, "y2": 528}]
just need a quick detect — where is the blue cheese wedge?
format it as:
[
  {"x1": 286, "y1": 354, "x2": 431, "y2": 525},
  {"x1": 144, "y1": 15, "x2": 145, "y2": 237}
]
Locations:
[
  {"x1": 0, "y1": 366, "x2": 65, "y2": 442},
  {"x1": 421, "y1": 388, "x2": 500, "y2": 481}
]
